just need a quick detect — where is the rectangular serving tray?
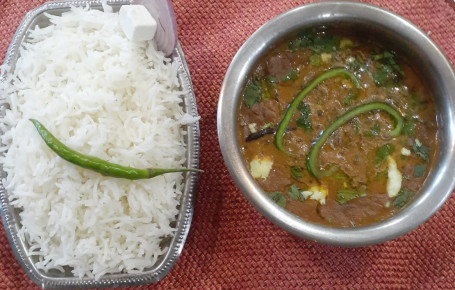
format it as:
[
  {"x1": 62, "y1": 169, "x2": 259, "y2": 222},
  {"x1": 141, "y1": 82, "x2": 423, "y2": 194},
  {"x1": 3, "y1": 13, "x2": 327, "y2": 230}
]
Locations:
[{"x1": 0, "y1": 0, "x2": 200, "y2": 288}]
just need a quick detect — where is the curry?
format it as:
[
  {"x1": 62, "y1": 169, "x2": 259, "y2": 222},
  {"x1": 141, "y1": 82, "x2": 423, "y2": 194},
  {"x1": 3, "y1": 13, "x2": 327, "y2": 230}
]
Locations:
[{"x1": 237, "y1": 28, "x2": 438, "y2": 227}]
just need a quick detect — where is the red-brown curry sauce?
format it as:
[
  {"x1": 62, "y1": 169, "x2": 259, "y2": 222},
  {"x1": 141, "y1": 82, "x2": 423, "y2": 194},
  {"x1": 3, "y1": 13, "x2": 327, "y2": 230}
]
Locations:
[{"x1": 237, "y1": 27, "x2": 438, "y2": 227}]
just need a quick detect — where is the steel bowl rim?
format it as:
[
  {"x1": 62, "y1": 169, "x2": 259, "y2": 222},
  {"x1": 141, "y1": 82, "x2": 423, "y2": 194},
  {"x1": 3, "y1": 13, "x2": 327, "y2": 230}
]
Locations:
[{"x1": 217, "y1": 1, "x2": 455, "y2": 246}]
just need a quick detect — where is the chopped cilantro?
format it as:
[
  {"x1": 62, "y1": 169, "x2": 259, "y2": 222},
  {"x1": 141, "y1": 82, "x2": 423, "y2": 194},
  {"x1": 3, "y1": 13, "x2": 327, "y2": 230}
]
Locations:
[
  {"x1": 311, "y1": 35, "x2": 337, "y2": 53},
  {"x1": 267, "y1": 192, "x2": 286, "y2": 208},
  {"x1": 412, "y1": 139, "x2": 429, "y2": 161},
  {"x1": 343, "y1": 91, "x2": 357, "y2": 106},
  {"x1": 333, "y1": 172, "x2": 348, "y2": 180},
  {"x1": 372, "y1": 50, "x2": 404, "y2": 87},
  {"x1": 263, "y1": 75, "x2": 278, "y2": 84},
  {"x1": 392, "y1": 188, "x2": 415, "y2": 208},
  {"x1": 364, "y1": 123, "x2": 381, "y2": 137},
  {"x1": 309, "y1": 54, "x2": 322, "y2": 66},
  {"x1": 352, "y1": 118, "x2": 360, "y2": 135},
  {"x1": 374, "y1": 64, "x2": 394, "y2": 86},
  {"x1": 243, "y1": 78, "x2": 261, "y2": 107},
  {"x1": 296, "y1": 102, "x2": 312, "y2": 131},
  {"x1": 288, "y1": 29, "x2": 338, "y2": 53},
  {"x1": 288, "y1": 184, "x2": 304, "y2": 201},
  {"x1": 409, "y1": 92, "x2": 420, "y2": 109},
  {"x1": 339, "y1": 38, "x2": 354, "y2": 49},
  {"x1": 261, "y1": 123, "x2": 272, "y2": 130},
  {"x1": 374, "y1": 170, "x2": 388, "y2": 180},
  {"x1": 346, "y1": 56, "x2": 365, "y2": 71},
  {"x1": 413, "y1": 164, "x2": 426, "y2": 177},
  {"x1": 402, "y1": 118, "x2": 416, "y2": 137},
  {"x1": 282, "y1": 69, "x2": 298, "y2": 82},
  {"x1": 243, "y1": 76, "x2": 277, "y2": 106},
  {"x1": 290, "y1": 166, "x2": 303, "y2": 180},
  {"x1": 376, "y1": 143, "x2": 395, "y2": 164},
  {"x1": 336, "y1": 189, "x2": 361, "y2": 205}
]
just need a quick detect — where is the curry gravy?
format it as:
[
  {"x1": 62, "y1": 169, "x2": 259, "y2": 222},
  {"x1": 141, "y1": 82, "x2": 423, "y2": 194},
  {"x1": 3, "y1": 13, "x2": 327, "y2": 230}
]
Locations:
[{"x1": 237, "y1": 29, "x2": 438, "y2": 227}]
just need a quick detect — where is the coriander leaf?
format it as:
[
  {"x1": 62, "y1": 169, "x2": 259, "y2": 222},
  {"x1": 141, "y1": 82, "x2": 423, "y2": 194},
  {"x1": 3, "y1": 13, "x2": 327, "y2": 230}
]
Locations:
[
  {"x1": 282, "y1": 69, "x2": 298, "y2": 82},
  {"x1": 264, "y1": 75, "x2": 278, "y2": 84},
  {"x1": 412, "y1": 139, "x2": 429, "y2": 161},
  {"x1": 261, "y1": 123, "x2": 272, "y2": 130},
  {"x1": 290, "y1": 166, "x2": 303, "y2": 179},
  {"x1": 372, "y1": 50, "x2": 404, "y2": 86},
  {"x1": 352, "y1": 118, "x2": 360, "y2": 135},
  {"x1": 376, "y1": 143, "x2": 395, "y2": 164},
  {"x1": 288, "y1": 184, "x2": 303, "y2": 201},
  {"x1": 267, "y1": 192, "x2": 286, "y2": 208},
  {"x1": 288, "y1": 29, "x2": 338, "y2": 53},
  {"x1": 402, "y1": 118, "x2": 416, "y2": 137},
  {"x1": 243, "y1": 78, "x2": 261, "y2": 107},
  {"x1": 333, "y1": 172, "x2": 348, "y2": 180},
  {"x1": 374, "y1": 64, "x2": 394, "y2": 86},
  {"x1": 311, "y1": 35, "x2": 337, "y2": 53},
  {"x1": 413, "y1": 164, "x2": 426, "y2": 177},
  {"x1": 346, "y1": 56, "x2": 365, "y2": 71},
  {"x1": 289, "y1": 29, "x2": 313, "y2": 51},
  {"x1": 343, "y1": 91, "x2": 356, "y2": 106},
  {"x1": 392, "y1": 188, "x2": 415, "y2": 208},
  {"x1": 339, "y1": 38, "x2": 354, "y2": 49},
  {"x1": 364, "y1": 123, "x2": 381, "y2": 137},
  {"x1": 336, "y1": 189, "x2": 361, "y2": 205},
  {"x1": 309, "y1": 54, "x2": 322, "y2": 66},
  {"x1": 296, "y1": 102, "x2": 312, "y2": 131},
  {"x1": 409, "y1": 92, "x2": 420, "y2": 109}
]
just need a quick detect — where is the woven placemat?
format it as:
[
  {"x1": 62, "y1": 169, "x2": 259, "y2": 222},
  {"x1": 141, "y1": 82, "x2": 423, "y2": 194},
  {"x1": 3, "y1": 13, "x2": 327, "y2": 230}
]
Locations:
[{"x1": 1, "y1": 0, "x2": 454, "y2": 289}]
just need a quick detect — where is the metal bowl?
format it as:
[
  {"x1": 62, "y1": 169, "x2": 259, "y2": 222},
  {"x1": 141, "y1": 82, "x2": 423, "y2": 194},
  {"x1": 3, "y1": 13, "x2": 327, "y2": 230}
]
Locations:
[
  {"x1": 0, "y1": 0, "x2": 199, "y2": 288},
  {"x1": 217, "y1": 1, "x2": 455, "y2": 246}
]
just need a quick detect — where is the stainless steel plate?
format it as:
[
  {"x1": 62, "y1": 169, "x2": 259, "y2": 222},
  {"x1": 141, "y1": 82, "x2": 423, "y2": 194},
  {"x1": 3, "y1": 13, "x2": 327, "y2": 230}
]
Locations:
[{"x1": 0, "y1": 0, "x2": 200, "y2": 288}]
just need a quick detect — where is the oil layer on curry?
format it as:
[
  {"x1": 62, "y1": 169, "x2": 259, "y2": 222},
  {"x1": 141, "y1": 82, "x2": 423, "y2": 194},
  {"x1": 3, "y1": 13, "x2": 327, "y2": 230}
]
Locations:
[{"x1": 237, "y1": 27, "x2": 438, "y2": 227}]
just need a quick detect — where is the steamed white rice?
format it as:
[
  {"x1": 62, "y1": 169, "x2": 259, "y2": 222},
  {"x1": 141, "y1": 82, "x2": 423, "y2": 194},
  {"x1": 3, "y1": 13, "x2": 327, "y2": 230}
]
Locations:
[{"x1": 0, "y1": 5, "x2": 193, "y2": 279}]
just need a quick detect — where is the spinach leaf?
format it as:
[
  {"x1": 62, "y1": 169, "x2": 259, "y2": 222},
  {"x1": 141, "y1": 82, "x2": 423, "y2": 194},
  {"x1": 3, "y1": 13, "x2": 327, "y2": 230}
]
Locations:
[
  {"x1": 413, "y1": 164, "x2": 426, "y2": 177},
  {"x1": 267, "y1": 192, "x2": 286, "y2": 208},
  {"x1": 290, "y1": 166, "x2": 303, "y2": 180},
  {"x1": 296, "y1": 102, "x2": 312, "y2": 131},
  {"x1": 288, "y1": 184, "x2": 304, "y2": 201},
  {"x1": 376, "y1": 144, "x2": 395, "y2": 164},
  {"x1": 392, "y1": 188, "x2": 415, "y2": 208},
  {"x1": 336, "y1": 189, "x2": 361, "y2": 205}
]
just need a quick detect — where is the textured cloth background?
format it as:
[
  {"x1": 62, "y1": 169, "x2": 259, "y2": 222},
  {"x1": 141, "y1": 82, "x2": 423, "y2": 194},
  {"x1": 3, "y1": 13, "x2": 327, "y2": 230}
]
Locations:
[{"x1": 0, "y1": 0, "x2": 454, "y2": 289}]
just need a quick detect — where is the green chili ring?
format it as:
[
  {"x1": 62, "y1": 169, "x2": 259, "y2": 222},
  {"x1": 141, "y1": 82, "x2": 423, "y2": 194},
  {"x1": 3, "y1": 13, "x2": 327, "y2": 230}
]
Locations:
[
  {"x1": 30, "y1": 119, "x2": 202, "y2": 180},
  {"x1": 307, "y1": 102, "x2": 404, "y2": 179},
  {"x1": 274, "y1": 68, "x2": 361, "y2": 152}
]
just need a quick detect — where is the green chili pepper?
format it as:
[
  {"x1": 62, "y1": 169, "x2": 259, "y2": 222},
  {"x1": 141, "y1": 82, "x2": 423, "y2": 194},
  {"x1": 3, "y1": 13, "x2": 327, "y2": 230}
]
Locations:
[
  {"x1": 307, "y1": 102, "x2": 404, "y2": 179},
  {"x1": 274, "y1": 68, "x2": 361, "y2": 152},
  {"x1": 30, "y1": 119, "x2": 202, "y2": 180}
]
